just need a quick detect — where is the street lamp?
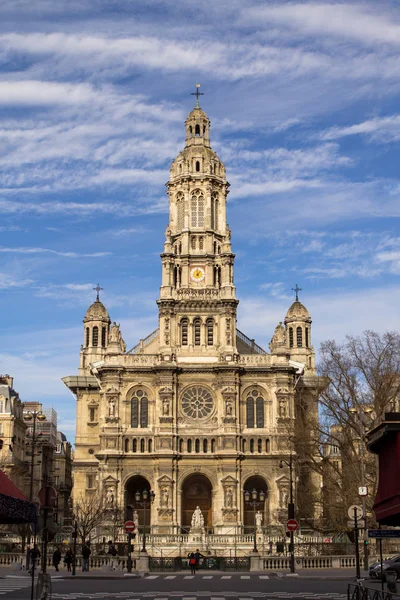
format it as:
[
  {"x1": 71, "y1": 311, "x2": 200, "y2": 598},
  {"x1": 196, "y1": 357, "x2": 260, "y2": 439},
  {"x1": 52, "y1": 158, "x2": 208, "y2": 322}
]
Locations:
[
  {"x1": 134, "y1": 489, "x2": 155, "y2": 553},
  {"x1": 349, "y1": 405, "x2": 373, "y2": 572},
  {"x1": 243, "y1": 488, "x2": 265, "y2": 553},
  {"x1": 279, "y1": 455, "x2": 295, "y2": 574},
  {"x1": 24, "y1": 409, "x2": 46, "y2": 594}
]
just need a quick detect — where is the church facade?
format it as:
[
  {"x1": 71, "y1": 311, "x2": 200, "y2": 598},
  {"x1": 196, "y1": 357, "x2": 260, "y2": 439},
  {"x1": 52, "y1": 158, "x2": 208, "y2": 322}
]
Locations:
[{"x1": 63, "y1": 99, "x2": 322, "y2": 543}]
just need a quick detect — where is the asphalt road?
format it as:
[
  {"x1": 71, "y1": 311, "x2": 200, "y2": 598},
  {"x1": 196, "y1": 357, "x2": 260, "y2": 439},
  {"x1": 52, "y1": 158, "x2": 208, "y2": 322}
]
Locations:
[{"x1": 2, "y1": 571, "x2": 389, "y2": 600}]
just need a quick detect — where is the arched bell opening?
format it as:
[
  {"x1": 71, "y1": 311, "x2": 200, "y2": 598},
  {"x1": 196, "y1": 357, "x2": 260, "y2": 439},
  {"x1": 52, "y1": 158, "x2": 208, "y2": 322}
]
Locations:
[
  {"x1": 243, "y1": 475, "x2": 268, "y2": 533},
  {"x1": 125, "y1": 475, "x2": 152, "y2": 533},
  {"x1": 181, "y1": 473, "x2": 212, "y2": 533}
]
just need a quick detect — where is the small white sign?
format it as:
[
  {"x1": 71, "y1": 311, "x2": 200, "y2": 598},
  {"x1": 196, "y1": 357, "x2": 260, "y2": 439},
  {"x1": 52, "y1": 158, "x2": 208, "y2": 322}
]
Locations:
[
  {"x1": 348, "y1": 504, "x2": 364, "y2": 519},
  {"x1": 358, "y1": 486, "x2": 368, "y2": 496}
]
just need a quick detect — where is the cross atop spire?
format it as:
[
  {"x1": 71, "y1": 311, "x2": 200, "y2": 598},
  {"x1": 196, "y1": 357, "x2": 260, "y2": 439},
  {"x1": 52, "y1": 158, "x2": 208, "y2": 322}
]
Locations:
[
  {"x1": 191, "y1": 83, "x2": 204, "y2": 108},
  {"x1": 93, "y1": 283, "x2": 103, "y2": 301},
  {"x1": 292, "y1": 284, "x2": 302, "y2": 302}
]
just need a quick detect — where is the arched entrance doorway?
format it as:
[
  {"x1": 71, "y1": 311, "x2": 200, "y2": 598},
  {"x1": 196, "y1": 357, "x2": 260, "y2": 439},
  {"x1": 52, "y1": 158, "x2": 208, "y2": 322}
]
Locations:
[
  {"x1": 181, "y1": 474, "x2": 212, "y2": 532},
  {"x1": 243, "y1": 476, "x2": 268, "y2": 532},
  {"x1": 125, "y1": 475, "x2": 152, "y2": 533}
]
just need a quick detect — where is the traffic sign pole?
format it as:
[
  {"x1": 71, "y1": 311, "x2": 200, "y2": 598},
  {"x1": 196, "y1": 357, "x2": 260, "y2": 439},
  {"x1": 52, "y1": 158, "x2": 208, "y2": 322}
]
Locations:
[
  {"x1": 124, "y1": 520, "x2": 136, "y2": 573},
  {"x1": 354, "y1": 506, "x2": 361, "y2": 580}
]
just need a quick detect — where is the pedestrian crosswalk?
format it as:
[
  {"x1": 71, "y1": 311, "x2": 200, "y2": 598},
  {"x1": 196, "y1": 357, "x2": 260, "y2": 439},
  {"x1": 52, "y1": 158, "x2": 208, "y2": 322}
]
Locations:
[
  {"x1": 0, "y1": 576, "x2": 32, "y2": 596},
  {"x1": 145, "y1": 575, "x2": 270, "y2": 580},
  {"x1": 51, "y1": 592, "x2": 347, "y2": 600}
]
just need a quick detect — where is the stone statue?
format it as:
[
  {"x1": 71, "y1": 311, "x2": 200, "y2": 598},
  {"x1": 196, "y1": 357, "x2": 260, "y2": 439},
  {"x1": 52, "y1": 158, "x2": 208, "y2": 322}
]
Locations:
[
  {"x1": 269, "y1": 322, "x2": 286, "y2": 351},
  {"x1": 225, "y1": 487, "x2": 233, "y2": 508},
  {"x1": 281, "y1": 490, "x2": 288, "y2": 508},
  {"x1": 163, "y1": 399, "x2": 170, "y2": 416},
  {"x1": 255, "y1": 511, "x2": 263, "y2": 530},
  {"x1": 279, "y1": 399, "x2": 287, "y2": 418},
  {"x1": 160, "y1": 487, "x2": 169, "y2": 507},
  {"x1": 106, "y1": 487, "x2": 114, "y2": 506},
  {"x1": 226, "y1": 401, "x2": 232, "y2": 416},
  {"x1": 109, "y1": 322, "x2": 120, "y2": 343},
  {"x1": 109, "y1": 398, "x2": 116, "y2": 417},
  {"x1": 191, "y1": 506, "x2": 204, "y2": 530},
  {"x1": 133, "y1": 510, "x2": 139, "y2": 530}
]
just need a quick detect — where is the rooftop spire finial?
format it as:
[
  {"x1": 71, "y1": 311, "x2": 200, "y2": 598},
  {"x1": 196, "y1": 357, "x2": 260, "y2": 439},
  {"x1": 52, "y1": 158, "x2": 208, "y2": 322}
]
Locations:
[
  {"x1": 291, "y1": 284, "x2": 302, "y2": 302},
  {"x1": 93, "y1": 283, "x2": 103, "y2": 301},
  {"x1": 191, "y1": 83, "x2": 204, "y2": 108}
]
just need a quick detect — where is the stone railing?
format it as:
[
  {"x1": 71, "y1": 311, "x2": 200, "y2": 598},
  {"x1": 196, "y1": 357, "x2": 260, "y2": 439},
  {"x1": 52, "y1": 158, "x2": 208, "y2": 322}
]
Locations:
[
  {"x1": 264, "y1": 555, "x2": 360, "y2": 570},
  {"x1": 104, "y1": 354, "x2": 162, "y2": 367},
  {"x1": 0, "y1": 554, "x2": 135, "y2": 571},
  {"x1": 237, "y1": 354, "x2": 272, "y2": 365}
]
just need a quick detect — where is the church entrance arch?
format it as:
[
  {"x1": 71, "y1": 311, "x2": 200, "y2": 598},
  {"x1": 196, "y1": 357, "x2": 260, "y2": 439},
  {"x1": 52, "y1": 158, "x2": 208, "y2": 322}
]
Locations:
[
  {"x1": 243, "y1": 476, "x2": 268, "y2": 532},
  {"x1": 125, "y1": 475, "x2": 152, "y2": 533},
  {"x1": 181, "y1": 474, "x2": 212, "y2": 532}
]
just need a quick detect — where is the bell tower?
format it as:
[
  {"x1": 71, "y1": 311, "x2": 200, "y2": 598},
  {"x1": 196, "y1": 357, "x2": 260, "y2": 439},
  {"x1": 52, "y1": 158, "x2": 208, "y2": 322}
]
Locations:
[{"x1": 158, "y1": 86, "x2": 238, "y2": 359}]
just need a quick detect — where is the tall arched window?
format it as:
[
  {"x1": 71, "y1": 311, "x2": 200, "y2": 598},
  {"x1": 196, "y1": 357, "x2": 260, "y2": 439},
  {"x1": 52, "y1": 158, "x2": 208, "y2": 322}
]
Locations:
[
  {"x1": 140, "y1": 438, "x2": 145, "y2": 453},
  {"x1": 211, "y1": 439, "x2": 216, "y2": 453},
  {"x1": 86, "y1": 327, "x2": 90, "y2": 347},
  {"x1": 194, "y1": 318, "x2": 201, "y2": 345},
  {"x1": 250, "y1": 439, "x2": 255, "y2": 453},
  {"x1": 131, "y1": 389, "x2": 149, "y2": 428},
  {"x1": 181, "y1": 318, "x2": 188, "y2": 345},
  {"x1": 297, "y1": 327, "x2": 303, "y2": 347},
  {"x1": 195, "y1": 439, "x2": 200, "y2": 453},
  {"x1": 191, "y1": 189, "x2": 204, "y2": 227},
  {"x1": 199, "y1": 236, "x2": 204, "y2": 250},
  {"x1": 132, "y1": 439, "x2": 137, "y2": 452},
  {"x1": 258, "y1": 439, "x2": 262, "y2": 453},
  {"x1": 176, "y1": 192, "x2": 184, "y2": 231},
  {"x1": 148, "y1": 439, "x2": 152, "y2": 453},
  {"x1": 289, "y1": 327, "x2": 294, "y2": 347},
  {"x1": 206, "y1": 319, "x2": 214, "y2": 345},
  {"x1": 256, "y1": 396, "x2": 264, "y2": 428},
  {"x1": 191, "y1": 236, "x2": 196, "y2": 250},
  {"x1": 211, "y1": 192, "x2": 219, "y2": 230},
  {"x1": 195, "y1": 160, "x2": 200, "y2": 172},
  {"x1": 203, "y1": 439, "x2": 208, "y2": 453},
  {"x1": 187, "y1": 439, "x2": 192, "y2": 453},
  {"x1": 124, "y1": 439, "x2": 129, "y2": 452},
  {"x1": 265, "y1": 439, "x2": 270, "y2": 453},
  {"x1": 246, "y1": 397, "x2": 255, "y2": 428},
  {"x1": 101, "y1": 326, "x2": 107, "y2": 347},
  {"x1": 195, "y1": 124, "x2": 200, "y2": 136},
  {"x1": 92, "y1": 326, "x2": 99, "y2": 347},
  {"x1": 305, "y1": 327, "x2": 309, "y2": 348},
  {"x1": 179, "y1": 438, "x2": 183, "y2": 453}
]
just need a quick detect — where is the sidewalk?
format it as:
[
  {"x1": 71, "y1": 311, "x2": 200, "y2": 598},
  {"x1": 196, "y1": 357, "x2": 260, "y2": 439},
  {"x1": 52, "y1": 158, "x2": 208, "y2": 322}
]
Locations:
[{"x1": 0, "y1": 566, "x2": 370, "y2": 580}]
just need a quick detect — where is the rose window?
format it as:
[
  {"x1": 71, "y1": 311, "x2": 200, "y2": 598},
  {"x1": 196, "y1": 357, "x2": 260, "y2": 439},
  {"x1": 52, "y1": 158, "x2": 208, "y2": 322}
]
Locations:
[{"x1": 182, "y1": 387, "x2": 214, "y2": 419}]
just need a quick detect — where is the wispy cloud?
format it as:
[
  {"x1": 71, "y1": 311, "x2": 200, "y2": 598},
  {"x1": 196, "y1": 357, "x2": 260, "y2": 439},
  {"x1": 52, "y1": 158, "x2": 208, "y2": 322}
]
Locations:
[
  {"x1": 0, "y1": 246, "x2": 110, "y2": 257},
  {"x1": 0, "y1": 273, "x2": 33, "y2": 289},
  {"x1": 322, "y1": 114, "x2": 400, "y2": 142}
]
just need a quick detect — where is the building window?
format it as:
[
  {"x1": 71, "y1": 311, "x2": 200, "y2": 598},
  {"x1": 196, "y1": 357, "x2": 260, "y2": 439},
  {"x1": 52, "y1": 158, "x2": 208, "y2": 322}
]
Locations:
[
  {"x1": 187, "y1": 439, "x2": 192, "y2": 453},
  {"x1": 265, "y1": 439, "x2": 270, "y2": 453},
  {"x1": 148, "y1": 439, "x2": 152, "y2": 453},
  {"x1": 89, "y1": 407, "x2": 96, "y2": 422},
  {"x1": 101, "y1": 326, "x2": 107, "y2": 347},
  {"x1": 132, "y1": 439, "x2": 137, "y2": 452},
  {"x1": 246, "y1": 397, "x2": 254, "y2": 428},
  {"x1": 92, "y1": 326, "x2": 99, "y2": 347},
  {"x1": 194, "y1": 318, "x2": 201, "y2": 345},
  {"x1": 199, "y1": 237, "x2": 204, "y2": 250},
  {"x1": 56, "y1": 443, "x2": 62, "y2": 454},
  {"x1": 181, "y1": 318, "x2": 188, "y2": 345},
  {"x1": 297, "y1": 327, "x2": 303, "y2": 347},
  {"x1": 177, "y1": 192, "x2": 184, "y2": 230},
  {"x1": 140, "y1": 438, "x2": 145, "y2": 452},
  {"x1": 86, "y1": 475, "x2": 94, "y2": 489},
  {"x1": 131, "y1": 389, "x2": 149, "y2": 428},
  {"x1": 179, "y1": 438, "x2": 183, "y2": 453},
  {"x1": 250, "y1": 439, "x2": 254, "y2": 453},
  {"x1": 86, "y1": 327, "x2": 90, "y2": 347},
  {"x1": 203, "y1": 439, "x2": 208, "y2": 453},
  {"x1": 195, "y1": 160, "x2": 200, "y2": 172},
  {"x1": 191, "y1": 189, "x2": 204, "y2": 227},
  {"x1": 195, "y1": 124, "x2": 200, "y2": 136},
  {"x1": 206, "y1": 319, "x2": 214, "y2": 345},
  {"x1": 305, "y1": 327, "x2": 309, "y2": 348},
  {"x1": 211, "y1": 192, "x2": 219, "y2": 230},
  {"x1": 256, "y1": 396, "x2": 264, "y2": 428},
  {"x1": 289, "y1": 327, "x2": 294, "y2": 347},
  {"x1": 195, "y1": 439, "x2": 200, "y2": 453},
  {"x1": 191, "y1": 236, "x2": 196, "y2": 250},
  {"x1": 211, "y1": 439, "x2": 216, "y2": 453},
  {"x1": 258, "y1": 439, "x2": 262, "y2": 453},
  {"x1": 125, "y1": 439, "x2": 129, "y2": 452}
]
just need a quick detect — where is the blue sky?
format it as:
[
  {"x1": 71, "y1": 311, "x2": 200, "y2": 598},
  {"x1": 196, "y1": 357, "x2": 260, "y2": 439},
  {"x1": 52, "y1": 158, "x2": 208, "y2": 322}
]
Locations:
[{"x1": 1, "y1": 0, "x2": 400, "y2": 441}]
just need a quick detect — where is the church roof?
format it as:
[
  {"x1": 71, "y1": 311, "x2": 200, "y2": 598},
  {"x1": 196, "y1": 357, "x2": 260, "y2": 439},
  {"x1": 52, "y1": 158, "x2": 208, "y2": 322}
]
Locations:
[
  {"x1": 285, "y1": 300, "x2": 311, "y2": 322},
  {"x1": 84, "y1": 299, "x2": 110, "y2": 322},
  {"x1": 186, "y1": 106, "x2": 209, "y2": 121}
]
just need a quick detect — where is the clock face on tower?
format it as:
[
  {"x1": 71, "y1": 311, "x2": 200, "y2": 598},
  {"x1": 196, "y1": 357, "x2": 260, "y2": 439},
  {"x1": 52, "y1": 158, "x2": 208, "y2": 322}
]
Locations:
[{"x1": 190, "y1": 267, "x2": 205, "y2": 282}]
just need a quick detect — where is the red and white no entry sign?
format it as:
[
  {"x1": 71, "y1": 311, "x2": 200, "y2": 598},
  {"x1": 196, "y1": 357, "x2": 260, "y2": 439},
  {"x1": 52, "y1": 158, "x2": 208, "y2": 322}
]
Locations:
[
  {"x1": 124, "y1": 520, "x2": 136, "y2": 533},
  {"x1": 287, "y1": 519, "x2": 298, "y2": 532}
]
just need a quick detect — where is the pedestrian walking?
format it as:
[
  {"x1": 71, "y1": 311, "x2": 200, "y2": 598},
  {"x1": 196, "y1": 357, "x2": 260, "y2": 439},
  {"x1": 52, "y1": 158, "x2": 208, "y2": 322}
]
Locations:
[
  {"x1": 188, "y1": 552, "x2": 197, "y2": 575},
  {"x1": 82, "y1": 544, "x2": 91, "y2": 572},
  {"x1": 28, "y1": 545, "x2": 40, "y2": 575},
  {"x1": 52, "y1": 547, "x2": 62, "y2": 571},
  {"x1": 107, "y1": 540, "x2": 118, "y2": 570},
  {"x1": 195, "y1": 548, "x2": 204, "y2": 571},
  {"x1": 64, "y1": 548, "x2": 73, "y2": 572}
]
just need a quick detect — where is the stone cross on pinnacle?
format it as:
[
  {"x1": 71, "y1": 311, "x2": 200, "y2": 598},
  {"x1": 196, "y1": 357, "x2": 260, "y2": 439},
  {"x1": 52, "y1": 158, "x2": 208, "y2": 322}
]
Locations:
[
  {"x1": 292, "y1": 284, "x2": 302, "y2": 302},
  {"x1": 191, "y1": 83, "x2": 204, "y2": 108},
  {"x1": 93, "y1": 283, "x2": 103, "y2": 301}
]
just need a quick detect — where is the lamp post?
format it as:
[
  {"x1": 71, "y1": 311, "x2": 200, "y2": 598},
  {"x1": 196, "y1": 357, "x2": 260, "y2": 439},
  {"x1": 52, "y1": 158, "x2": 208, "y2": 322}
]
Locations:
[
  {"x1": 24, "y1": 410, "x2": 46, "y2": 578},
  {"x1": 243, "y1": 488, "x2": 265, "y2": 553},
  {"x1": 349, "y1": 405, "x2": 373, "y2": 572},
  {"x1": 280, "y1": 455, "x2": 295, "y2": 574},
  {"x1": 134, "y1": 490, "x2": 155, "y2": 553}
]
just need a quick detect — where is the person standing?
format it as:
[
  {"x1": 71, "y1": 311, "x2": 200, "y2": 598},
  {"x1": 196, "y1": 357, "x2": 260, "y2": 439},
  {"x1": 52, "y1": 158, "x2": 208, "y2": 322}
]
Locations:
[
  {"x1": 188, "y1": 552, "x2": 196, "y2": 575},
  {"x1": 194, "y1": 549, "x2": 204, "y2": 572},
  {"x1": 82, "y1": 544, "x2": 91, "y2": 572},
  {"x1": 64, "y1": 548, "x2": 73, "y2": 572},
  {"x1": 28, "y1": 545, "x2": 40, "y2": 575},
  {"x1": 52, "y1": 548, "x2": 62, "y2": 572}
]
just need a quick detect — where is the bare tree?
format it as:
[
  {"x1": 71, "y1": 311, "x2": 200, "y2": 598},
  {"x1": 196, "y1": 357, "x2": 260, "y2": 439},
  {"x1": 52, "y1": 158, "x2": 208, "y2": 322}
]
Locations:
[
  {"x1": 73, "y1": 493, "x2": 106, "y2": 547},
  {"x1": 295, "y1": 330, "x2": 400, "y2": 533}
]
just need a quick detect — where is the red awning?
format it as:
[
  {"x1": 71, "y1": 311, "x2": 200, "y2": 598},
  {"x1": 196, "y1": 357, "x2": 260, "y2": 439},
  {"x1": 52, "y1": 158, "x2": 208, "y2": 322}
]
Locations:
[{"x1": 0, "y1": 469, "x2": 37, "y2": 524}]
